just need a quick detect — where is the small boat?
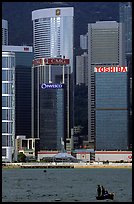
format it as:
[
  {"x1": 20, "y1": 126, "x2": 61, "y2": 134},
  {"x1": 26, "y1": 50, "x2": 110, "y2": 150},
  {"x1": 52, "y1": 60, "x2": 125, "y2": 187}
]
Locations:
[{"x1": 96, "y1": 193, "x2": 114, "y2": 200}]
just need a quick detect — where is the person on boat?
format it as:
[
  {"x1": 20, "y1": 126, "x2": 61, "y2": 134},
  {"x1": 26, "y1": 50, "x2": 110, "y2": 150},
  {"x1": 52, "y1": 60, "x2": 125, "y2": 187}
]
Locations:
[
  {"x1": 97, "y1": 185, "x2": 101, "y2": 197},
  {"x1": 105, "y1": 190, "x2": 109, "y2": 195},
  {"x1": 101, "y1": 186, "x2": 106, "y2": 196}
]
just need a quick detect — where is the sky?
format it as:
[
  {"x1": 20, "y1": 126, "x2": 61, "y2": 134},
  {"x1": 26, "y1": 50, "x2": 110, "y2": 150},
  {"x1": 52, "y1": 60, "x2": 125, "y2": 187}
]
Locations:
[{"x1": 2, "y1": 2, "x2": 119, "y2": 49}]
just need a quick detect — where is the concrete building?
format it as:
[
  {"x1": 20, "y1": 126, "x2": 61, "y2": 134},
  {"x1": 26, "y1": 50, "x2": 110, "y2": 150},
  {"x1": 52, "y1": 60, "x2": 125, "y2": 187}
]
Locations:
[
  {"x1": 15, "y1": 135, "x2": 40, "y2": 161},
  {"x1": 72, "y1": 149, "x2": 95, "y2": 162},
  {"x1": 95, "y1": 151, "x2": 132, "y2": 162},
  {"x1": 2, "y1": 51, "x2": 15, "y2": 162},
  {"x1": 88, "y1": 21, "x2": 128, "y2": 150},
  {"x1": 2, "y1": 19, "x2": 8, "y2": 45},
  {"x1": 32, "y1": 7, "x2": 74, "y2": 150},
  {"x1": 119, "y1": 2, "x2": 132, "y2": 55},
  {"x1": 2, "y1": 45, "x2": 33, "y2": 138},
  {"x1": 80, "y1": 33, "x2": 88, "y2": 50},
  {"x1": 119, "y1": 2, "x2": 132, "y2": 149},
  {"x1": 76, "y1": 52, "x2": 88, "y2": 86}
]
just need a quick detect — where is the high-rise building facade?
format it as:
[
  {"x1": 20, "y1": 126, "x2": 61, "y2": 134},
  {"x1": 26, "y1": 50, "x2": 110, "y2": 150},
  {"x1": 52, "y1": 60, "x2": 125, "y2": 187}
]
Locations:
[
  {"x1": 80, "y1": 33, "x2": 88, "y2": 50},
  {"x1": 95, "y1": 72, "x2": 129, "y2": 150},
  {"x1": 39, "y1": 83, "x2": 67, "y2": 150},
  {"x1": 119, "y1": 2, "x2": 132, "y2": 55},
  {"x1": 2, "y1": 52, "x2": 15, "y2": 162},
  {"x1": 2, "y1": 45, "x2": 33, "y2": 139},
  {"x1": 32, "y1": 59, "x2": 71, "y2": 150},
  {"x1": 2, "y1": 19, "x2": 8, "y2": 45},
  {"x1": 119, "y1": 2, "x2": 132, "y2": 149},
  {"x1": 32, "y1": 7, "x2": 74, "y2": 150},
  {"x1": 88, "y1": 21, "x2": 128, "y2": 150},
  {"x1": 32, "y1": 7, "x2": 74, "y2": 73},
  {"x1": 76, "y1": 52, "x2": 88, "y2": 86}
]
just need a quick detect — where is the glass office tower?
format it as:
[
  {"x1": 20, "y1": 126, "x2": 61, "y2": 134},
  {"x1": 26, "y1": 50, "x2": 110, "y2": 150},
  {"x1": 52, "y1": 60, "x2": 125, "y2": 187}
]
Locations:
[
  {"x1": 95, "y1": 73, "x2": 129, "y2": 150},
  {"x1": 32, "y1": 60, "x2": 70, "y2": 150},
  {"x1": 39, "y1": 84, "x2": 67, "y2": 150},
  {"x1": 2, "y1": 52, "x2": 15, "y2": 162},
  {"x1": 2, "y1": 45, "x2": 33, "y2": 138},
  {"x1": 88, "y1": 21, "x2": 128, "y2": 150}
]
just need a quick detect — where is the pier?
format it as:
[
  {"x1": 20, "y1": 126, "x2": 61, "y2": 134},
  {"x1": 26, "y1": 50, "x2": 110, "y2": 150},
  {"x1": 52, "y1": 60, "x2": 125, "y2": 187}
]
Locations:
[{"x1": 2, "y1": 162, "x2": 132, "y2": 169}]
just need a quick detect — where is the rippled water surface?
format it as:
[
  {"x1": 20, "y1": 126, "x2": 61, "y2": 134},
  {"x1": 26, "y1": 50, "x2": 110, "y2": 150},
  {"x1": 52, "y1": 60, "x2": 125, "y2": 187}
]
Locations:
[{"x1": 2, "y1": 168, "x2": 132, "y2": 202}]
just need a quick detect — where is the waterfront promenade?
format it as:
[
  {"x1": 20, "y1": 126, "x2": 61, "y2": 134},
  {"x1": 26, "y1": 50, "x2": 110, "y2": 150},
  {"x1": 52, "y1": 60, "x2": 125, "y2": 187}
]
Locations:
[{"x1": 2, "y1": 162, "x2": 132, "y2": 169}]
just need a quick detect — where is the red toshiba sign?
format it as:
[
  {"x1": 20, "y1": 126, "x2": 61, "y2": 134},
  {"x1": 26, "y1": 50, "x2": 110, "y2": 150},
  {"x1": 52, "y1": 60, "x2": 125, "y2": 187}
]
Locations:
[
  {"x1": 33, "y1": 58, "x2": 70, "y2": 66},
  {"x1": 94, "y1": 66, "x2": 127, "y2": 72}
]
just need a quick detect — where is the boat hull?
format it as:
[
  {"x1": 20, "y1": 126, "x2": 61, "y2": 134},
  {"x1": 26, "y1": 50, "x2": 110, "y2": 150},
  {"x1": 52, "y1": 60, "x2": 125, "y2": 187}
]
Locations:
[{"x1": 96, "y1": 193, "x2": 114, "y2": 200}]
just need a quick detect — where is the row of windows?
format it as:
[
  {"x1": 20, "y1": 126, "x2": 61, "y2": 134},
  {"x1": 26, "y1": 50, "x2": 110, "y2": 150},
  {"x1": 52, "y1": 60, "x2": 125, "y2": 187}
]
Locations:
[
  {"x1": 2, "y1": 122, "x2": 13, "y2": 134},
  {"x1": 2, "y1": 69, "x2": 14, "y2": 81},
  {"x1": 2, "y1": 96, "x2": 13, "y2": 108},
  {"x1": 2, "y1": 83, "x2": 14, "y2": 94},
  {"x1": 2, "y1": 57, "x2": 15, "y2": 68},
  {"x1": 2, "y1": 108, "x2": 14, "y2": 121},
  {"x1": 2, "y1": 135, "x2": 12, "y2": 146}
]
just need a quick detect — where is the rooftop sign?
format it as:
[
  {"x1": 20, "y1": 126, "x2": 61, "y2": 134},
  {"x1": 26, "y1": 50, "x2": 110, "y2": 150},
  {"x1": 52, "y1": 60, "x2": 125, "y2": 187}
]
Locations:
[{"x1": 33, "y1": 58, "x2": 70, "y2": 66}]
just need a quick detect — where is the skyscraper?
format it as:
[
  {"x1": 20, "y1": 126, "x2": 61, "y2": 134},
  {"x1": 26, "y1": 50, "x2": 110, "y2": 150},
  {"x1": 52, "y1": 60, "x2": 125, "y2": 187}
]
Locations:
[
  {"x1": 2, "y1": 19, "x2": 8, "y2": 45},
  {"x1": 88, "y1": 21, "x2": 128, "y2": 150},
  {"x1": 76, "y1": 52, "x2": 88, "y2": 86},
  {"x1": 119, "y1": 2, "x2": 132, "y2": 55},
  {"x1": 32, "y1": 7, "x2": 74, "y2": 150},
  {"x1": 95, "y1": 71, "x2": 128, "y2": 150},
  {"x1": 2, "y1": 45, "x2": 33, "y2": 139},
  {"x1": 80, "y1": 33, "x2": 88, "y2": 50},
  {"x1": 2, "y1": 51, "x2": 15, "y2": 162},
  {"x1": 119, "y1": 2, "x2": 132, "y2": 149},
  {"x1": 32, "y1": 7, "x2": 74, "y2": 72}
]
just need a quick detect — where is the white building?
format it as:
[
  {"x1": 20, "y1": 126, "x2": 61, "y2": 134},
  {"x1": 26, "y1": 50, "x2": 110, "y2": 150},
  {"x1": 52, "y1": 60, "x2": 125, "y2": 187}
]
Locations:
[
  {"x1": 2, "y1": 19, "x2": 8, "y2": 45},
  {"x1": 80, "y1": 33, "x2": 88, "y2": 50},
  {"x1": 2, "y1": 52, "x2": 15, "y2": 162},
  {"x1": 95, "y1": 151, "x2": 132, "y2": 162},
  {"x1": 32, "y1": 7, "x2": 74, "y2": 73}
]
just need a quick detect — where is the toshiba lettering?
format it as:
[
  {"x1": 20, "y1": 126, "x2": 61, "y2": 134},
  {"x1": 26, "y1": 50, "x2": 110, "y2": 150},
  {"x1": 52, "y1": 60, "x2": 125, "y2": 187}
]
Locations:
[{"x1": 94, "y1": 66, "x2": 127, "y2": 72}]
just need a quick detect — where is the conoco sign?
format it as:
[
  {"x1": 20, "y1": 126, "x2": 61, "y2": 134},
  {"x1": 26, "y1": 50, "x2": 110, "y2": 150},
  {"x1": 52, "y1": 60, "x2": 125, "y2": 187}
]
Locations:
[{"x1": 33, "y1": 58, "x2": 70, "y2": 66}]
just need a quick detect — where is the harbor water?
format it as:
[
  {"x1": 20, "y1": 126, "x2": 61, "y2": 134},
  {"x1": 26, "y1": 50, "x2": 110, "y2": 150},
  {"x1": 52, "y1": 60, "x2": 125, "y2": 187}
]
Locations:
[{"x1": 2, "y1": 168, "x2": 132, "y2": 202}]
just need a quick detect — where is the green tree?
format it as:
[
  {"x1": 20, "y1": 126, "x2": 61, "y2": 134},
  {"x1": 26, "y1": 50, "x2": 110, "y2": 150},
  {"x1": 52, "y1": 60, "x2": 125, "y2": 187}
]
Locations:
[{"x1": 18, "y1": 152, "x2": 26, "y2": 162}]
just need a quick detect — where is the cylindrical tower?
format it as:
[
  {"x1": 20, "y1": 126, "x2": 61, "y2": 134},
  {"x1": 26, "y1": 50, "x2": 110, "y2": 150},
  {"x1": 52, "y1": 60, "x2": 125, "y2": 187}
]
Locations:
[
  {"x1": 2, "y1": 51, "x2": 15, "y2": 162},
  {"x1": 32, "y1": 7, "x2": 74, "y2": 73}
]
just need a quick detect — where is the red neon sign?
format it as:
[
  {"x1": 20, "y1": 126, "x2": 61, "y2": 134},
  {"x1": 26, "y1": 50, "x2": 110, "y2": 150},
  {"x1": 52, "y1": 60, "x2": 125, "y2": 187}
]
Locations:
[{"x1": 32, "y1": 58, "x2": 70, "y2": 66}]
